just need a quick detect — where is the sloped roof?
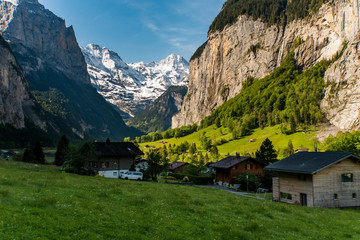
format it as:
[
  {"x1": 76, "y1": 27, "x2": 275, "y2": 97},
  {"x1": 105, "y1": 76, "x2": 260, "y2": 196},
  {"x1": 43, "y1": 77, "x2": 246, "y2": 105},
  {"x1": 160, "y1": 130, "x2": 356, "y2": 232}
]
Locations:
[
  {"x1": 264, "y1": 152, "x2": 360, "y2": 174},
  {"x1": 95, "y1": 142, "x2": 143, "y2": 157},
  {"x1": 170, "y1": 161, "x2": 188, "y2": 170},
  {"x1": 209, "y1": 156, "x2": 266, "y2": 169}
]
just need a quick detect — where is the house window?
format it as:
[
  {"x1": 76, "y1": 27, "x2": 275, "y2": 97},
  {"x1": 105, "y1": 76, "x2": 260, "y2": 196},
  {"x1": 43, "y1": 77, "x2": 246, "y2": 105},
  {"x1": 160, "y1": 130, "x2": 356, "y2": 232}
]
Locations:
[
  {"x1": 353, "y1": 193, "x2": 356, "y2": 199},
  {"x1": 342, "y1": 173, "x2": 353, "y2": 182},
  {"x1": 298, "y1": 174, "x2": 306, "y2": 181},
  {"x1": 280, "y1": 192, "x2": 292, "y2": 201},
  {"x1": 247, "y1": 164, "x2": 251, "y2": 170},
  {"x1": 334, "y1": 194, "x2": 338, "y2": 200}
]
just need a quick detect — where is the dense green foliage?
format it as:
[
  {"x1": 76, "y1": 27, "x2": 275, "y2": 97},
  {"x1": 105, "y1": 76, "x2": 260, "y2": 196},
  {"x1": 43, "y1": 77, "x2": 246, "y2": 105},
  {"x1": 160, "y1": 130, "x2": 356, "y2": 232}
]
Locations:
[
  {"x1": 190, "y1": 41, "x2": 208, "y2": 62},
  {"x1": 1, "y1": 161, "x2": 360, "y2": 239},
  {"x1": 32, "y1": 88, "x2": 69, "y2": 118},
  {"x1": 0, "y1": 119, "x2": 57, "y2": 148},
  {"x1": 22, "y1": 140, "x2": 45, "y2": 164},
  {"x1": 139, "y1": 124, "x2": 198, "y2": 143},
  {"x1": 255, "y1": 138, "x2": 278, "y2": 165},
  {"x1": 209, "y1": 0, "x2": 326, "y2": 33},
  {"x1": 168, "y1": 173, "x2": 214, "y2": 185},
  {"x1": 127, "y1": 86, "x2": 188, "y2": 133},
  {"x1": 64, "y1": 142, "x2": 97, "y2": 173},
  {"x1": 324, "y1": 131, "x2": 360, "y2": 155},
  {"x1": 54, "y1": 135, "x2": 69, "y2": 166},
  {"x1": 235, "y1": 173, "x2": 260, "y2": 191},
  {"x1": 201, "y1": 52, "x2": 329, "y2": 135}
]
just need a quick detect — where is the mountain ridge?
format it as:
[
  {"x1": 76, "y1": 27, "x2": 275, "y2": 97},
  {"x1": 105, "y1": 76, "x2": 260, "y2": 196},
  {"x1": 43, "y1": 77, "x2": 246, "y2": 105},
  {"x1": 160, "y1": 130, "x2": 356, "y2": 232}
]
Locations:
[{"x1": 81, "y1": 44, "x2": 189, "y2": 117}]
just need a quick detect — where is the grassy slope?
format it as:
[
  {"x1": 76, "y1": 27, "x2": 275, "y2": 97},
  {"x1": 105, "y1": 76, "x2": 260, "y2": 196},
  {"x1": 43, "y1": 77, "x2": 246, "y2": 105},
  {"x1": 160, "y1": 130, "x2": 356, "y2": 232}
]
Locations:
[
  {"x1": 0, "y1": 161, "x2": 360, "y2": 239},
  {"x1": 140, "y1": 125, "x2": 317, "y2": 157}
]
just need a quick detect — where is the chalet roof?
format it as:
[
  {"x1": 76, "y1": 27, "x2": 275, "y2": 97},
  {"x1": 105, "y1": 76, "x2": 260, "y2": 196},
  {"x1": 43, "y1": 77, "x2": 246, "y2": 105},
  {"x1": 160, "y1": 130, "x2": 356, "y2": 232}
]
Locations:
[
  {"x1": 209, "y1": 156, "x2": 266, "y2": 169},
  {"x1": 170, "y1": 161, "x2": 188, "y2": 170},
  {"x1": 264, "y1": 152, "x2": 360, "y2": 174},
  {"x1": 95, "y1": 142, "x2": 143, "y2": 158}
]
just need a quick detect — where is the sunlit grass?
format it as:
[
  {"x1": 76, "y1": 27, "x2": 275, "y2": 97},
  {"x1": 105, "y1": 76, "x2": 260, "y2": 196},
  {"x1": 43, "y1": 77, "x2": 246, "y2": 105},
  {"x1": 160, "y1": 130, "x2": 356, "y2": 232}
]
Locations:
[
  {"x1": 140, "y1": 125, "x2": 317, "y2": 158},
  {"x1": 0, "y1": 161, "x2": 359, "y2": 239}
]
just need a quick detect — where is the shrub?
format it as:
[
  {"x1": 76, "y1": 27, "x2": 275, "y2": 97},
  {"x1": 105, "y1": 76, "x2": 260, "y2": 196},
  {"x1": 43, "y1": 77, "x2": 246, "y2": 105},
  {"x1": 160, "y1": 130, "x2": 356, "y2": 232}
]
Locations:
[
  {"x1": 234, "y1": 173, "x2": 260, "y2": 191},
  {"x1": 169, "y1": 173, "x2": 214, "y2": 185}
]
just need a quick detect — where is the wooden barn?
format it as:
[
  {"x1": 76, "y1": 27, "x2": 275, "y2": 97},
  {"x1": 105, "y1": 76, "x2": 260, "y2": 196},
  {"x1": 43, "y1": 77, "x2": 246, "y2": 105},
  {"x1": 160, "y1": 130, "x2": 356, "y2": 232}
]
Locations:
[
  {"x1": 87, "y1": 141, "x2": 143, "y2": 179},
  {"x1": 265, "y1": 152, "x2": 360, "y2": 208},
  {"x1": 210, "y1": 154, "x2": 266, "y2": 186}
]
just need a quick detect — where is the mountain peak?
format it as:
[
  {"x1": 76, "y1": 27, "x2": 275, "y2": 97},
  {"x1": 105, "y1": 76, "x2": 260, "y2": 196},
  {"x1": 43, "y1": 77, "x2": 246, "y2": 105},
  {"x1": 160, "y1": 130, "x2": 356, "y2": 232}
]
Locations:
[{"x1": 3, "y1": 0, "x2": 38, "y2": 6}]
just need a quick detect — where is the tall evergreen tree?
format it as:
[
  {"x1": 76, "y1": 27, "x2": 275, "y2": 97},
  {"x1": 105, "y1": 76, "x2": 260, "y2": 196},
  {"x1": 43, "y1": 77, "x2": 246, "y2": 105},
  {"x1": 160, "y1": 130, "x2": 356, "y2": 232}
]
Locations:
[
  {"x1": 255, "y1": 138, "x2": 277, "y2": 165},
  {"x1": 287, "y1": 139, "x2": 295, "y2": 157},
  {"x1": 55, "y1": 135, "x2": 69, "y2": 166},
  {"x1": 33, "y1": 140, "x2": 45, "y2": 164}
]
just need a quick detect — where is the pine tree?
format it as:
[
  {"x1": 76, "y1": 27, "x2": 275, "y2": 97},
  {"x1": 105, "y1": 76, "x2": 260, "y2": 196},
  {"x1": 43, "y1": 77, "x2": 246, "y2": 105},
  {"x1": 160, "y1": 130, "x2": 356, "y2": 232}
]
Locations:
[
  {"x1": 33, "y1": 140, "x2": 45, "y2": 164},
  {"x1": 55, "y1": 135, "x2": 69, "y2": 166},
  {"x1": 287, "y1": 139, "x2": 295, "y2": 156},
  {"x1": 255, "y1": 138, "x2": 277, "y2": 165}
]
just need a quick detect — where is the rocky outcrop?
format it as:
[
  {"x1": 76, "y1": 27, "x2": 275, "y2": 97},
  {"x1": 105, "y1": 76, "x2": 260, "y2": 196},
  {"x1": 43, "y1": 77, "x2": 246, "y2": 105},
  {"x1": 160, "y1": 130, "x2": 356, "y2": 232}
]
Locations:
[
  {"x1": 0, "y1": 0, "x2": 142, "y2": 140},
  {"x1": 127, "y1": 86, "x2": 188, "y2": 133},
  {"x1": 82, "y1": 44, "x2": 189, "y2": 117},
  {"x1": 173, "y1": 0, "x2": 360, "y2": 131}
]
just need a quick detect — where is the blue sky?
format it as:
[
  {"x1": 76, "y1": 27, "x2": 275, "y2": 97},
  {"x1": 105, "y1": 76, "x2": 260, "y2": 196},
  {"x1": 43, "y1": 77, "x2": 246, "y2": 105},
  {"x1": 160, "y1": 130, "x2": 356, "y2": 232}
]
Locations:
[{"x1": 38, "y1": 0, "x2": 225, "y2": 63}]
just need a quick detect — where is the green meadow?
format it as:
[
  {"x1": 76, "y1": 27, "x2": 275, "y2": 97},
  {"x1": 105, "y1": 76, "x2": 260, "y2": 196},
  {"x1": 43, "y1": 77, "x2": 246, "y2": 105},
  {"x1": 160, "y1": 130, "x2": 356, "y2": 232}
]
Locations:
[
  {"x1": 140, "y1": 125, "x2": 318, "y2": 157},
  {"x1": 0, "y1": 160, "x2": 359, "y2": 239}
]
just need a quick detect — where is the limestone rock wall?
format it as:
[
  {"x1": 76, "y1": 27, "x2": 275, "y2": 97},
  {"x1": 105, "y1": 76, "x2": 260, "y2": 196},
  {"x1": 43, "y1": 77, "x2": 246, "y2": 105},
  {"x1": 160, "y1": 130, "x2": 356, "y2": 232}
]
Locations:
[{"x1": 172, "y1": 0, "x2": 360, "y2": 131}]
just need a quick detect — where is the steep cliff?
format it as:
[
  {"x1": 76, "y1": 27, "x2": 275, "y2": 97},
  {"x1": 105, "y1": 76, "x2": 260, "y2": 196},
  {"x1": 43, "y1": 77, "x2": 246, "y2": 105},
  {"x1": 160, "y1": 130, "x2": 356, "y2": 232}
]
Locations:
[
  {"x1": 0, "y1": 34, "x2": 43, "y2": 129},
  {"x1": 173, "y1": 0, "x2": 360, "y2": 132},
  {"x1": 0, "y1": 0, "x2": 142, "y2": 140}
]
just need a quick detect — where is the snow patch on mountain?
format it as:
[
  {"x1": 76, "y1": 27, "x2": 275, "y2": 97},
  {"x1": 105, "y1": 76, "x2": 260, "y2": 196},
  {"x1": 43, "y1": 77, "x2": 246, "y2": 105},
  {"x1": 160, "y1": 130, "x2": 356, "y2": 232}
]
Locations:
[{"x1": 81, "y1": 44, "x2": 189, "y2": 117}]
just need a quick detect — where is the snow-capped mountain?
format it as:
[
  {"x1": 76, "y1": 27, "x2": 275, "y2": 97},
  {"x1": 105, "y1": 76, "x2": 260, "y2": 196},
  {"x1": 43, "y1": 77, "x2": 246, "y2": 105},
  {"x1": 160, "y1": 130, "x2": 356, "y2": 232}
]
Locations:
[{"x1": 81, "y1": 44, "x2": 189, "y2": 117}]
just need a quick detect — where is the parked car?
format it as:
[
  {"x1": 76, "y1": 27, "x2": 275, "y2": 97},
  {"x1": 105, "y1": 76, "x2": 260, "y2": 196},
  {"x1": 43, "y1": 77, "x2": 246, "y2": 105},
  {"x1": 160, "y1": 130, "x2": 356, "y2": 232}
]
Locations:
[{"x1": 120, "y1": 171, "x2": 143, "y2": 180}]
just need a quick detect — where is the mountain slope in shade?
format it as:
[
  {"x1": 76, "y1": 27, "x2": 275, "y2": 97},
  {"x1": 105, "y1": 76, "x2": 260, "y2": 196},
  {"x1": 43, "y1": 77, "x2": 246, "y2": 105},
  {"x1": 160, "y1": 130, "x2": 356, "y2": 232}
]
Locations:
[
  {"x1": 81, "y1": 44, "x2": 189, "y2": 117},
  {"x1": 127, "y1": 86, "x2": 188, "y2": 133},
  {"x1": 0, "y1": 0, "x2": 142, "y2": 141}
]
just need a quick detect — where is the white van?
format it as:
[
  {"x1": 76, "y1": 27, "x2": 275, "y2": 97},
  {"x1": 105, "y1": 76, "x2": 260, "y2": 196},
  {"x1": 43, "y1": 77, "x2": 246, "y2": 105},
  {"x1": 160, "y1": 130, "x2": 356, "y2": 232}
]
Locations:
[{"x1": 120, "y1": 171, "x2": 143, "y2": 180}]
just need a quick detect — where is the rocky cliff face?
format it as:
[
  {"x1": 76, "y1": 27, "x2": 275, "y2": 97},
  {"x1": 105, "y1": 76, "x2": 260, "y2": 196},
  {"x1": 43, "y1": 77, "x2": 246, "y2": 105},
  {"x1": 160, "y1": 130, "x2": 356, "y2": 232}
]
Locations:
[
  {"x1": 173, "y1": 0, "x2": 360, "y2": 131},
  {"x1": 0, "y1": 0, "x2": 141, "y2": 140},
  {"x1": 0, "y1": 35, "x2": 43, "y2": 129},
  {"x1": 82, "y1": 44, "x2": 189, "y2": 116},
  {"x1": 127, "y1": 86, "x2": 188, "y2": 133}
]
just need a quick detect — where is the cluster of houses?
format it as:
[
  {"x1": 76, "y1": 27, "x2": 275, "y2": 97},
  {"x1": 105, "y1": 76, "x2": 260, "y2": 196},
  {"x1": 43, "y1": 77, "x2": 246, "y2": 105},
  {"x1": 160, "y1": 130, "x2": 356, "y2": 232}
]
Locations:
[{"x1": 86, "y1": 140, "x2": 360, "y2": 208}]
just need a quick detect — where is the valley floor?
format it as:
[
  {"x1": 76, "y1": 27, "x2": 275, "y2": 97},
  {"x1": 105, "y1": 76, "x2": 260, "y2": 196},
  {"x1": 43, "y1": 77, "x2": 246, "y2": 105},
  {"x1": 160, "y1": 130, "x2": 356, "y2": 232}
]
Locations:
[{"x1": 0, "y1": 161, "x2": 359, "y2": 239}]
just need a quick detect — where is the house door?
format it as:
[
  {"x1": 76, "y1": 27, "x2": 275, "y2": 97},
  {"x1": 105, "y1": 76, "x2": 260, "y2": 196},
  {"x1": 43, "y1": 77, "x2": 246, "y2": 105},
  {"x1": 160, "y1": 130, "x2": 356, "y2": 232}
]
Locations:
[{"x1": 300, "y1": 193, "x2": 307, "y2": 206}]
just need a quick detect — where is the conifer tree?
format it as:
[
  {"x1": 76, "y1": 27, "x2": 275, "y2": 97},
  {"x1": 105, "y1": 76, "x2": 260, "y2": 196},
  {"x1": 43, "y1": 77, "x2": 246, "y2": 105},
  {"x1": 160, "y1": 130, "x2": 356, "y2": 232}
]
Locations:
[
  {"x1": 55, "y1": 135, "x2": 69, "y2": 166},
  {"x1": 287, "y1": 139, "x2": 295, "y2": 156},
  {"x1": 33, "y1": 140, "x2": 45, "y2": 164},
  {"x1": 255, "y1": 138, "x2": 277, "y2": 165}
]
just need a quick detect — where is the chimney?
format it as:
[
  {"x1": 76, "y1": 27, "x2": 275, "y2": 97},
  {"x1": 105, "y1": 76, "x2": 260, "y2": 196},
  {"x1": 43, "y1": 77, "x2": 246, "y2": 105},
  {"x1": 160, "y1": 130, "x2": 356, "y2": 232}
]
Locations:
[
  {"x1": 106, "y1": 138, "x2": 111, "y2": 145},
  {"x1": 236, "y1": 152, "x2": 239, "y2": 158}
]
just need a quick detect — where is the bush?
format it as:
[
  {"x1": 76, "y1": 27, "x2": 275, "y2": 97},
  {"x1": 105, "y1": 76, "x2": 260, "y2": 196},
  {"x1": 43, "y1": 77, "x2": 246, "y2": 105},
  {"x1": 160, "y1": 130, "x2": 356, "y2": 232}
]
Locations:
[
  {"x1": 169, "y1": 173, "x2": 214, "y2": 185},
  {"x1": 234, "y1": 173, "x2": 260, "y2": 191}
]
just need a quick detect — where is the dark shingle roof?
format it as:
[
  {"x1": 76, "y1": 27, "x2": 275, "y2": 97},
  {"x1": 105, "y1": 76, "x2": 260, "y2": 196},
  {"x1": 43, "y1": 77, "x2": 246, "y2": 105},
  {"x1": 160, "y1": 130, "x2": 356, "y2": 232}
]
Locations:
[
  {"x1": 95, "y1": 142, "x2": 143, "y2": 157},
  {"x1": 264, "y1": 152, "x2": 360, "y2": 174},
  {"x1": 209, "y1": 156, "x2": 266, "y2": 169},
  {"x1": 170, "y1": 161, "x2": 188, "y2": 170}
]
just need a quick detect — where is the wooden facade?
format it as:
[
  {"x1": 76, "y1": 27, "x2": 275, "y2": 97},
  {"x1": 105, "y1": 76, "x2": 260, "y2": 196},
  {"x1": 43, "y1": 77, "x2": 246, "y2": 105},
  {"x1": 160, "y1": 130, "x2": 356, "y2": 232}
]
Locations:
[
  {"x1": 211, "y1": 156, "x2": 266, "y2": 185},
  {"x1": 271, "y1": 157, "x2": 360, "y2": 207},
  {"x1": 87, "y1": 141, "x2": 143, "y2": 178}
]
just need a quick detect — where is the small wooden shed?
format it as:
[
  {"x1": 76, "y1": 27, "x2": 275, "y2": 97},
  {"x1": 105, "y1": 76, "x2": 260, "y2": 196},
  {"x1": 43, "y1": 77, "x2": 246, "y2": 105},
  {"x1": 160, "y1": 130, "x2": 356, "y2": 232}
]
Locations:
[
  {"x1": 170, "y1": 161, "x2": 188, "y2": 173},
  {"x1": 265, "y1": 152, "x2": 360, "y2": 208}
]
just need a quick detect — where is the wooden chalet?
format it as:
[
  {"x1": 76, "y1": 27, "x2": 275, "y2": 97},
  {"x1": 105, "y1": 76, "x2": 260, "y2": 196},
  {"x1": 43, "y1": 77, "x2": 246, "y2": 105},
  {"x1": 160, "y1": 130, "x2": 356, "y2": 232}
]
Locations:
[
  {"x1": 210, "y1": 154, "x2": 266, "y2": 186},
  {"x1": 88, "y1": 141, "x2": 143, "y2": 179},
  {"x1": 265, "y1": 152, "x2": 360, "y2": 208},
  {"x1": 170, "y1": 161, "x2": 188, "y2": 173}
]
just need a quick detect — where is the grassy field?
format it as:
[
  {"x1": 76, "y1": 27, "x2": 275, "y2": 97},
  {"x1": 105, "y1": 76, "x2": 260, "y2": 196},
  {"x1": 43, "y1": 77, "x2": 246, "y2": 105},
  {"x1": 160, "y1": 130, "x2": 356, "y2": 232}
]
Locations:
[
  {"x1": 140, "y1": 125, "x2": 318, "y2": 158},
  {"x1": 1, "y1": 160, "x2": 360, "y2": 239}
]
